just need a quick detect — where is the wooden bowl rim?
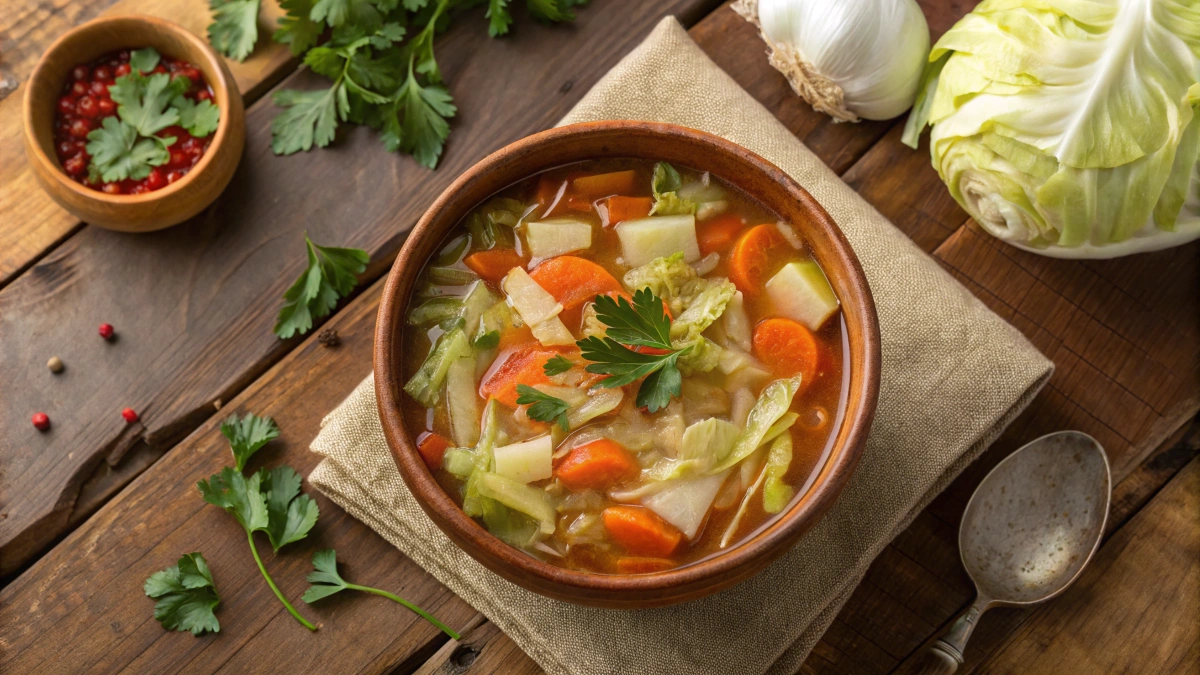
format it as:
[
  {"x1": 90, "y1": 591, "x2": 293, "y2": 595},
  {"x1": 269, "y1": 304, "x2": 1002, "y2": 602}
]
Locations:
[
  {"x1": 21, "y1": 14, "x2": 237, "y2": 205},
  {"x1": 375, "y1": 120, "x2": 881, "y2": 602}
]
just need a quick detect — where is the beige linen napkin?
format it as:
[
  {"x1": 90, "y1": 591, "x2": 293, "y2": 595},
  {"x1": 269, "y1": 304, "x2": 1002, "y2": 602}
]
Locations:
[{"x1": 309, "y1": 17, "x2": 1053, "y2": 675}]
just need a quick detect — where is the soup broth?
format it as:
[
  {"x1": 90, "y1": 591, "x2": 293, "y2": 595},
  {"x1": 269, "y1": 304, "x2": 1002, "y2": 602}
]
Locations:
[{"x1": 400, "y1": 158, "x2": 845, "y2": 574}]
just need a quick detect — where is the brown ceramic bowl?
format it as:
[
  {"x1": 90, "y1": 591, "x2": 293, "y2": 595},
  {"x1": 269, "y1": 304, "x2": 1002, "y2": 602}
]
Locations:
[
  {"x1": 375, "y1": 121, "x2": 881, "y2": 608},
  {"x1": 22, "y1": 15, "x2": 245, "y2": 232}
]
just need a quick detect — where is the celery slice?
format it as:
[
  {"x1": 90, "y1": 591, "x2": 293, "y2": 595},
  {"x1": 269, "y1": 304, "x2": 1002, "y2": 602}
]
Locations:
[
  {"x1": 446, "y1": 357, "x2": 481, "y2": 447},
  {"x1": 403, "y1": 328, "x2": 472, "y2": 407},
  {"x1": 476, "y1": 472, "x2": 557, "y2": 535}
]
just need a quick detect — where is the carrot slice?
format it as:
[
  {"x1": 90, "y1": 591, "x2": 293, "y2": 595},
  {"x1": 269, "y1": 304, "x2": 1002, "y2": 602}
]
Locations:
[
  {"x1": 753, "y1": 317, "x2": 820, "y2": 387},
  {"x1": 463, "y1": 248, "x2": 526, "y2": 283},
  {"x1": 554, "y1": 439, "x2": 641, "y2": 491},
  {"x1": 697, "y1": 213, "x2": 746, "y2": 256},
  {"x1": 417, "y1": 432, "x2": 453, "y2": 470},
  {"x1": 602, "y1": 506, "x2": 682, "y2": 557},
  {"x1": 572, "y1": 170, "x2": 637, "y2": 198},
  {"x1": 615, "y1": 557, "x2": 675, "y2": 574},
  {"x1": 601, "y1": 195, "x2": 653, "y2": 226},
  {"x1": 528, "y1": 256, "x2": 623, "y2": 313},
  {"x1": 479, "y1": 345, "x2": 560, "y2": 407},
  {"x1": 535, "y1": 175, "x2": 592, "y2": 217},
  {"x1": 729, "y1": 224, "x2": 788, "y2": 294}
]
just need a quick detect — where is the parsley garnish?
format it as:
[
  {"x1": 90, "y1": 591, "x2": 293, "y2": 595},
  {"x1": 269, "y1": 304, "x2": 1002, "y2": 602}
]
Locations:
[
  {"x1": 109, "y1": 71, "x2": 189, "y2": 136},
  {"x1": 274, "y1": 235, "x2": 369, "y2": 339},
  {"x1": 543, "y1": 354, "x2": 572, "y2": 376},
  {"x1": 302, "y1": 549, "x2": 461, "y2": 639},
  {"x1": 473, "y1": 329, "x2": 500, "y2": 350},
  {"x1": 174, "y1": 95, "x2": 221, "y2": 137},
  {"x1": 129, "y1": 47, "x2": 161, "y2": 74},
  {"x1": 144, "y1": 552, "x2": 221, "y2": 636},
  {"x1": 515, "y1": 384, "x2": 570, "y2": 431},
  {"x1": 221, "y1": 412, "x2": 281, "y2": 472},
  {"x1": 86, "y1": 117, "x2": 172, "y2": 183},
  {"x1": 575, "y1": 289, "x2": 689, "y2": 413},
  {"x1": 208, "y1": 0, "x2": 262, "y2": 61}
]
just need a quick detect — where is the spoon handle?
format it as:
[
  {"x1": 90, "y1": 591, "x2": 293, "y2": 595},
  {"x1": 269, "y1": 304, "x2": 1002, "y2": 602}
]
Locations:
[{"x1": 913, "y1": 596, "x2": 989, "y2": 675}]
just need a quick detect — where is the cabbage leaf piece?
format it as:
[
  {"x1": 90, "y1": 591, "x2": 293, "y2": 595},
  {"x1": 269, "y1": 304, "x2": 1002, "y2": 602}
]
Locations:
[
  {"x1": 711, "y1": 376, "x2": 803, "y2": 474},
  {"x1": 902, "y1": 0, "x2": 1200, "y2": 258}
]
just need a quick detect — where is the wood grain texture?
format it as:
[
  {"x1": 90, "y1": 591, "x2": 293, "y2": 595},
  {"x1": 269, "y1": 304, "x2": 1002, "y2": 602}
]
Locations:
[
  {"x1": 0, "y1": 0, "x2": 720, "y2": 577},
  {"x1": 0, "y1": 0, "x2": 294, "y2": 284}
]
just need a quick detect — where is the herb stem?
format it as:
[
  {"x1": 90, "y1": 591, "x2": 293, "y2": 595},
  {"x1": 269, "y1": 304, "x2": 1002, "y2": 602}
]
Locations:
[
  {"x1": 345, "y1": 582, "x2": 460, "y2": 640},
  {"x1": 248, "y1": 531, "x2": 317, "y2": 631}
]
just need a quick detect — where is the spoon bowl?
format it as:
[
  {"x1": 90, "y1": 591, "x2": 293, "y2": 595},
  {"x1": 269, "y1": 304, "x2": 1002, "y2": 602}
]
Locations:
[{"x1": 916, "y1": 431, "x2": 1111, "y2": 674}]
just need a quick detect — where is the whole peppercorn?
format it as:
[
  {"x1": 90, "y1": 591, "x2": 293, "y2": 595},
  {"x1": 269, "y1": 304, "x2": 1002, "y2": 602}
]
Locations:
[
  {"x1": 317, "y1": 327, "x2": 341, "y2": 348},
  {"x1": 32, "y1": 413, "x2": 50, "y2": 431},
  {"x1": 48, "y1": 356, "x2": 65, "y2": 373},
  {"x1": 121, "y1": 408, "x2": 139, "y2": 423},
  {"x1": 99, "y1": 323, "x2": 115, "y2": 340}
]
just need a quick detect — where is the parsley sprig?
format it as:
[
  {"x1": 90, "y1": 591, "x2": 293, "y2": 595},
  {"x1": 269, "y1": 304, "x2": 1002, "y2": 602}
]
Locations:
[
  {"x1": 542, "y1": 354, "x2": 572, "y2": 376},
  {"x1": 274, "y1": 235, "x2": 369, "y2": 339},
  {"x1": 302, "y1": 549, "x2": 461, "y2": 639},
  {"x1": 576, "y1": 289, "x2": 689, "y2": 413},
  {"x1": 515, "y1": 384, "x2": 570, "y2": 430},
  {"x1": 144, "y1": 552, "x2": 221, "y2": 636},
  {"x1": 211, "y1": 0, "x2": 586, "y2": 167},
  {"x1": 221, "y1": 412, "x2": 281, "y2": 471}
]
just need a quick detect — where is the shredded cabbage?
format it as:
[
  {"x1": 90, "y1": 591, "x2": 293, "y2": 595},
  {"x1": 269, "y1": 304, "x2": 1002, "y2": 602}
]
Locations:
[
  {"x1": 711, "y1": 376, "x2": 803, "y2": 474},
  {"x1": 903, "y1": 0, "x2": 1200, "y2": 258},
  {"x1": 624, "y1": 253, "x2": 735, "y2": 372},
  {"x1": 761, "y1": 432, "x2": 795, "y2": 513}
]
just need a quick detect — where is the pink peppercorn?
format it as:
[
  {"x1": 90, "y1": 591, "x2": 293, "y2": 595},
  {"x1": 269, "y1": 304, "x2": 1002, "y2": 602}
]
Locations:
[
  {"x1": 32, "y1": 413, "x2": 50, "y2": 431},
  {"x1": 121, "y1": 408, "x2": 139, "y2": 423},
  {"x1": 99, "y1": 323, "x2": 114, "y2": 340}
]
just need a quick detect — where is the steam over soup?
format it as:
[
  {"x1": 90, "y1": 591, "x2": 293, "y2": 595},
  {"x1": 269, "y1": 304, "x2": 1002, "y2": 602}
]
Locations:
[{"x1": 401, "y1": 159, "x2": 846, "y2": 574}]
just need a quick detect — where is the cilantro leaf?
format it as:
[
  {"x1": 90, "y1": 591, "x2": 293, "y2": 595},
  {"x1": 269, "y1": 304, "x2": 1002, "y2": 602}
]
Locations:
[
  {"x1": 515, "y1": 384, "x2": 570, "y2": 431},
  {"x1": 302, "y1": 549, "x2": 461, "y2": 639},
  {"x1": 208, "y1": 0, "x2": 261, "y2": 61},
  {"x1": 487, "y1": 0, "x2": 513, "y2": 36},
  {"x1": 173, "y1": 96, "x2": 221, "y2": 137},
  {"x1": 274, "y1": 0, "x2": 322, "y2": 56},
  {"x1": 543, "y1": 354, "x2": 572, "y2": 376},
  {"x1": 398, "y1": 71, "x2": 455, "y2": 168},
  {"x1": 129, "y1": 47, "x2": 161, "y2": 74},
  {"x1": 85, "y1": 117, "x2": 171, "y2": 183},
  {"x1": 271, "y1": 85, "x2": 343, "y2": 155},
  {"x1": 260, "y1": 466, "x2": 320, "y2": 551},
  {"x1": 274, "y1": 235, "x2": 369, "y2": 339},
  {"x1": 220, "y1": 412, "x2": 280, "y2": 471},
  {"x1": 198, "y1": 467, "x2": 269, "y2": 532},
  {"x1": 144, "y1": 552, "x2": 220, "y2": 636},
  {"x1": 109, "y1": 72, "x2": 187, "y2": 136}
]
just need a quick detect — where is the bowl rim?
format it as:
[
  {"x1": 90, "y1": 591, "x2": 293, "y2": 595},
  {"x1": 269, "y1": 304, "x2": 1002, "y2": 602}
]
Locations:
[
  {"x1": 22, "y1": 14, "x2": 236, "y2": 204},
  {"x1": 375, "y1": 120, "x2": 881, "y2": 603}
]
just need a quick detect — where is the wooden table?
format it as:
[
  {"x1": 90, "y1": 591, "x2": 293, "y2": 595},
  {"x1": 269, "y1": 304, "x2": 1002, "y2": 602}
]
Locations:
[{"x1": 1, "y1": 1, "x2": 1196, "y2": 673}]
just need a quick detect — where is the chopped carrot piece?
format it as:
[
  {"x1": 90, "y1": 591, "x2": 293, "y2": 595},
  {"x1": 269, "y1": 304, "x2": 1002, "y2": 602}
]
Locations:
[
  {"x1": 480, "y1": 345, "x2": 560, "y2": 407},
  {"x1": 728, "y1": 224, "x2": 788, "y2": 294},
  {"x1": 572, "y1": 170, "x2": 637, "y2": 199},
  {"x1": 554, "y1": 439, "x2": 641, "y2": 491},
  {"x1": 602, "y1": 506, "x2": 682, "y2": 557},
  {"x1": 464, "y1": 248, "x2": 526, "y2": 283},
  {"x1": 615, "y1": 557, "x2": 675, "y2": 574},
  {"x1": 417, "y1": 432, "x2": 452, "y2": 470},
  {"x1": 753, "y1": 317, "x2": 820, "y2": 387},
  {"x1": 529, "y1": 256, "x2": 623, "y2": 312},
  {"x1": 535, "y1": 175, "x2": 592, "y2": 217},
  {"x1": 697, "y1": 213, "x2": 746, "y2": 256},
  {"x1": 601, "y1": 195, "x2": 653, "y2": 226}
]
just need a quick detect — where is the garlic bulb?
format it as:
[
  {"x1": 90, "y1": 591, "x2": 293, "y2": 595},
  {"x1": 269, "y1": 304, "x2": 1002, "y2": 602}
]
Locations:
[{"x1": 734, "y1": 0, "x2": 930, "y2": 122}]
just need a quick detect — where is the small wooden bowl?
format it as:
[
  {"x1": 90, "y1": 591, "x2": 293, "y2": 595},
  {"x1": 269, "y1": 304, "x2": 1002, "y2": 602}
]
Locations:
[
  {"x1": 22, "y1": 15, "x2": 245, "y2": 233},
  {"x1": 375, "y1": 121, "x2": 881, "y2": 608}
]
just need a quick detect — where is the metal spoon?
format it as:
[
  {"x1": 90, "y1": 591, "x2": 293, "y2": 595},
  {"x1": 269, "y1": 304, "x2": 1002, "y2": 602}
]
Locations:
[{"x1": 915, "y1": 431, "x2": 1111, "y2": 674}]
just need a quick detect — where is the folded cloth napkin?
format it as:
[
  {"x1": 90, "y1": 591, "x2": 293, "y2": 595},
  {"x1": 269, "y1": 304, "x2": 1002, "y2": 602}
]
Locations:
[{"x1": 309, "y1": 17, "x2": 1053, "y2": 675}]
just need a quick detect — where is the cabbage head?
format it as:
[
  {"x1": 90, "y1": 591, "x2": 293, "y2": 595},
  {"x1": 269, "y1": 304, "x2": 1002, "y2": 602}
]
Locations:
[{"x1": 903, "y1": 0, "x2": 1200, "y2": 258}]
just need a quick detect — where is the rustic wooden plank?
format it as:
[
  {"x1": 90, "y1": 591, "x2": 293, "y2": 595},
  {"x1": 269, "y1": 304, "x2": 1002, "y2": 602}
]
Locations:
[
  {"x1": 972, "y1": 456, "x2": 1200, "y2": 674},
  {"x1": 0, "y1": 0, "x2": 295, "y2": 286},
  {"x1": 0, "y1": 279, "x2": 483, "y2": 674},
  {"x1": 0, "y1": 0, "x2": 720, "y2": 577}
]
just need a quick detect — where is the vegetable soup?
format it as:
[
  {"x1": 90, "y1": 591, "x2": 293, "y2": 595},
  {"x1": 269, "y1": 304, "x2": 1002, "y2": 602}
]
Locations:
[{"x1": 400, "y1": 159, "x2": 846, "y2": 574}]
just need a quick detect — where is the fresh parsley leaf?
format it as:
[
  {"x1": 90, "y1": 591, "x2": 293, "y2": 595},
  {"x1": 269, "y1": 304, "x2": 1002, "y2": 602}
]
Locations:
[
  {"x1": 311, "y1": 0, "x2": 382, "y2": 29},
  {"x1": 208, "y1": 0, "x2": 261, "y2": 61},
  {"x1": 173, "y1": 96, "x2": 221, "y2": 137},
  {"x1": 302, "y1": 549, "x2": 461, "y2": 639},
  {"x1": 109, "y1": 72, "x2": 187, "y2": 136},
  {"x1": 261, "y1": 466, "x2": 320, "y2": 551},
  {"x1": 473, "y1": 330, "x2": 500, "y2": 350},
  {"x1": 85, "y1": 117, "x2": 171, "y2": 182},
  {"x1": 220, "y1": 412, "x2": 280, "y2": 471},
  {"x1": 574, "y1": 288, "x2": 688, "y2": 413},
  {"x1": 274, "y1": 235, "x2": 369, "y2": 339},
  {"x1": 527, "y1": 0, "x2": 580, "y2": 22},
  {"x1": 487, "y1": 0, "x2": 513, "y2": 36},
  {"x1": 397, "y1": 71, "x2": 455, "y2": 168},
  {"x1": 274, "y1": 0, "x2": 322, "y2": 56},
  {"x1": 198, "y1": 466, "x2": 269, "y2": 532},
  {"x1": 144, "y1": 552, "x2": 220, "y2": 636},
  {"x1": 543, "y1": 354, "x2": 572, "y2": 376},
  {"x1": 515, "y1": 384, "x2": 570, "y2": 431},
  {"x1": 271, "y1": 85, "x2": 343, "y2": 154},
  {"x1": 129, "y1": 47, "x2": 161, "y2": 74}
]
